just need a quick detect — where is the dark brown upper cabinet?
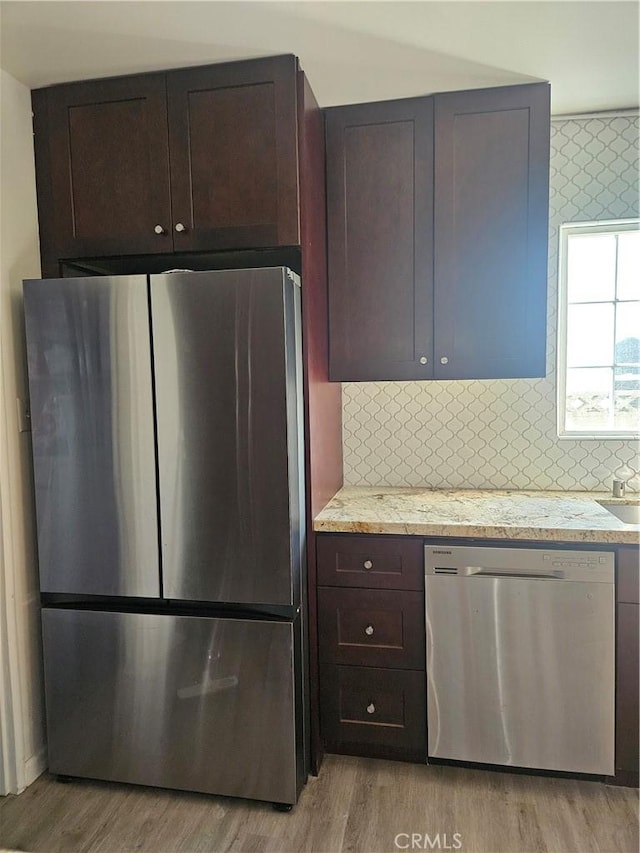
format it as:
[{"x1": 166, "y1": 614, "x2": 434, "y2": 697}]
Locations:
[
  {"x1": 166, "y1": 59, "x2": 299, "y2": 253},
  {"x1": 325, "y1": 98, "x2": 434, "y2": 381},
  {"x1": 434, "y1": 84, "x2": 550, "y2": 380},
  {"x1": 326, "y1": 82, "x2": 550, "y2": 382},
  {"x1": 32, "y1": 73, "x2": 173, "y2": 270},
  {"x1": 32, "y1": 56, "x2": 300, "y2": 275}
]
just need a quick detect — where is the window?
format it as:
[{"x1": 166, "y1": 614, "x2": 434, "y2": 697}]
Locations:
[{"x1": 558, "y1": 219, "x2": 640, "y2": 438}]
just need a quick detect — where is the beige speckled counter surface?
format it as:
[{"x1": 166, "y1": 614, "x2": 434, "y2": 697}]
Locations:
[{"x1": 314, "y1": 487, "x2": 640, "y2": 545}]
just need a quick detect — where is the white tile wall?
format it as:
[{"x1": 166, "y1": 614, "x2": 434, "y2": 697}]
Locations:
[{"x1": 343, "y1": 113, "x2": 640, "y2": 491}]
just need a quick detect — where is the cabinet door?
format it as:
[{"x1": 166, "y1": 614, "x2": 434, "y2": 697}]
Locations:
[
  {"x1": 433, "y1": 83, "x2": 550, "y2": 379},
  {"x1": 326, "y1": 98, "x2": 434, "y2": 380},
  {"x1": 167, "y1": 56, "x2": 300, "y2": 252},
  {"x1": 616, "y1": 546, "x2": 639, "y2": 779},
  {"x1": 33, "y1": 74, "x2": 173, "y2": 266},
  {"x1": 616, "y1": 602, "x2": 639, "y2": 777}
]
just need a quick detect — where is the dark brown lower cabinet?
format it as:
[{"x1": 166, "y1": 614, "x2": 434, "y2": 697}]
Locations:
[
  {"x1": 318, "y1": 535, "x2": 638, "y2": 781},
  {"x1": 613, "y1": 546, "x2": 639, "y2": 786},
  {"x1": 317, "y1": 533, "x2": 426, "y2": 762},
  {"x1": 616, "y1": 603, "x2": 639, "y2": 784},
  {"x1": 320, "y1": 664, "x2": 426, "y2": 762}
]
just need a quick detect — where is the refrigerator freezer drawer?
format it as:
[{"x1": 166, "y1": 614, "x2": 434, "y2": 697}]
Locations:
[{"x1": 42, "y1": 608, "x2": 302, "y2": 804}]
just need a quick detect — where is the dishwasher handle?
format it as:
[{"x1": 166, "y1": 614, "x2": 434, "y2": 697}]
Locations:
[
  {"x1": 466, "y1": 566, "x2": 565, "y2": 580},
  {"x1": 426, "y1": 546, "x2": 615, "y2": 584}
]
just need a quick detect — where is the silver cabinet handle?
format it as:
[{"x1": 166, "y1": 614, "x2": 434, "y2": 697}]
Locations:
[
  {"x1": 365, "y1": 625, "x2": 374, "y2": 636},
  {"x1": 363, "y1": 559, "x2": 373, "y2": 570},
  {"x1": 366, "y1": 703, "x2": 375, "y2": 715},
  {"x1": 440, "y1": 356, "x2": 449, "y2": 365},
  {"x1": 419, "y1": 356, "x2": 428, "y2": 365},
  {"x1": 154, "y1": 225, "x2": 166, "y2": 235},
  {"x1": 175, "y1": 223, "x2": 186, "y2": 233}
]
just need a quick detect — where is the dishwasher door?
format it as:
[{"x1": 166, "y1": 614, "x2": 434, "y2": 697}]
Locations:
[{"x1": 425, "y1": 545, "x2": 615, "y2": 775}]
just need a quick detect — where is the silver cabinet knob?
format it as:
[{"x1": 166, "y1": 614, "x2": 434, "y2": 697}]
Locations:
[
  {"x1": 175, "y1": 223, "x2": 186, "y2": 233},
  {"x1": 154, "y1": 225, "x2": 166, "y2": 235},
  {"x1": 363, "y1": 559, "x2": 373, "y2": 570},
  {"x1": 440, "y1": 356, "x2": 449, "y2": 365},
  {"x1": 365, "y1": 625, "x2": 374, "y2": 636},
  {"x1": 366, "y1": 703, "x2": 376, "y2": 715},
  {"x1": 419, "y1": 356, "x2": 428, "y2": 365}
]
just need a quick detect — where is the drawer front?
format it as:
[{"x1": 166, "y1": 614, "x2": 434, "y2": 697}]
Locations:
[
  {"x1": 42, "y1": 608, "x2": 299, "y2": 803},
  {"x1": 618, "y1": 547, "x2": 639, "y2": 604},
  {"x1": 320, "y1": 664, "x2": 426, "y2": 758},
  {"x1": 319, "y1": 587, "x2": 424, "y2": 669},
  {"x1": 317, "y1": 535, "x2": 423, "y2": 590}
]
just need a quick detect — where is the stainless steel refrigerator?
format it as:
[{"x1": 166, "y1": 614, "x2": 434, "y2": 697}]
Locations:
[{"x1": 23, "y1": 267, "x2": 308, "y2": 808}]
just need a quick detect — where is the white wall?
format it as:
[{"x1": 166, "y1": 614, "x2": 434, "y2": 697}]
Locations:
[
  {"x1": 342, "y1": 113, "x2": 640, "y2": 491},
  {"x1": 0, "y1": 67, "x2": 46, "y2": 794}
]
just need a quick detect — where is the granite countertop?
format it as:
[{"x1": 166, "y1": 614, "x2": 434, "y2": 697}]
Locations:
[{"x1": 314, "y1": 487, "x2": 640, "y2": 545}]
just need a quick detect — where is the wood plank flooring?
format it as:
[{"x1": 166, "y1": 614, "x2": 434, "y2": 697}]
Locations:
[{"x1": 0, "y1": 756, "x2": 638, "y2": 853}]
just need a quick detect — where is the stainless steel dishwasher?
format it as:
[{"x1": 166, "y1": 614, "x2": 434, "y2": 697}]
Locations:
[{"x1": 425, "y1": 544, "x2": 615, "y2": 775}]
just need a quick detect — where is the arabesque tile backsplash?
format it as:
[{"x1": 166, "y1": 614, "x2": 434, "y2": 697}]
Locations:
[{"x1": 343, "y1": 113, "x2": 639, "y2": 491}]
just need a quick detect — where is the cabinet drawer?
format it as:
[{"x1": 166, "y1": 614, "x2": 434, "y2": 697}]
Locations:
[
  {"x1": 319, "y1": 587, "x2": 424, "y2": 669},
  {"x1": 618, "y1": 548, "x2": 639, "y2": 604},
  {"x1": 320, "y1": 664, "x2": 426, "y2": 760},
  {"x1": 317, "y1": 535, "x2": 423, "y2": 590}
]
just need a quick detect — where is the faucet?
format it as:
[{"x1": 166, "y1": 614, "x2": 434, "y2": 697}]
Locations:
[
  {"x1": 613, "y1": 464, "x2": 639, "y2": 496},
  {"x1": 612, "y1": 479, "x2": 626, "y2": 498}
]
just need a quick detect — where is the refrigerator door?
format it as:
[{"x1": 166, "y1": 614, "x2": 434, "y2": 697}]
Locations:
[
  {"x1": 42, "y1": 608, "x2": 301, "y2": 805},
  {"x1": 23, "y1": 276, "x2": 159, "y2": 597},
  {"x1": 151, "y1": 268, "x2": 304, "y2": 606}
]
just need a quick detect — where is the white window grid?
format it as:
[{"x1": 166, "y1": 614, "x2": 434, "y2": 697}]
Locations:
[{"x1": 557, "y1": 218, "x2": 640, "y2": 440}]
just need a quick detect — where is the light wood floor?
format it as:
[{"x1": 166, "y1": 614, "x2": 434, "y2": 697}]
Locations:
[{"x1": 0, "y1": 756, "x2": 638, "y2": 853}]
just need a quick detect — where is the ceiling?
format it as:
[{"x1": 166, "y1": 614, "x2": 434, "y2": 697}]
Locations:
[{"x1": 0, "y1": 1, "x2": 638, "y2": 114}]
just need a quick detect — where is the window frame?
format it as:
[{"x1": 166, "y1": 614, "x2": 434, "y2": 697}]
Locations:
[{"x1": 557, "y1": 217, "x2": 640, "y2": 440}]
